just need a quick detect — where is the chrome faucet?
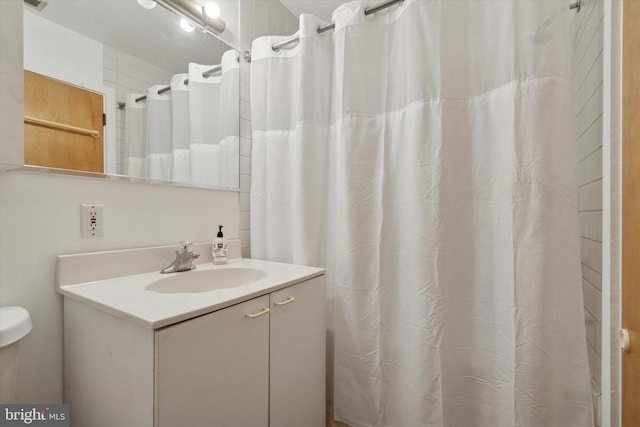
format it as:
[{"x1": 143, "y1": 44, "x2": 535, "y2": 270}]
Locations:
[{"x1": 161, "y1": 241, "x2": 200, "y2": 274}]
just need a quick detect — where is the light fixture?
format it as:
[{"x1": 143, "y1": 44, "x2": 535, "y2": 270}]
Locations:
[
  {"x1": 180, "y1": 18, "x2": 195, "y2": 32},
  {"x1": 136, "y1": 0, "x2": 157, "y2": 10},
  {"x1": 203, "y1": 1, "x2": 220, "y2": 19},
  {"x1": 153, "y1": 0, "x2": 227, "y2": 36}
]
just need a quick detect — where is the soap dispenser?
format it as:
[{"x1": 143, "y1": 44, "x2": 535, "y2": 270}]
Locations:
[{"x1": 212, "y1": 225, "x2": 228, "y2": 265}]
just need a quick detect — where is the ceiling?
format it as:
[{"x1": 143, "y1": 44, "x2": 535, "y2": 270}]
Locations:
[
  {"x1": 25, "y1": 0, "x2": 233, "y2": 74},
  {"x1": 279, "y1": 0, "x2": 351, "y2": 22}
]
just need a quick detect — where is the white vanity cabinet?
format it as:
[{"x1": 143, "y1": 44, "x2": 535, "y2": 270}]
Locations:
[
  {"x1": 156, "y1": 294, "x2": 271, "y2": 427},
  {"x1": 63, "y1": 273, "x2": 325, "y2": 427},
  {"x1": 269, "y1": 281, "x2": 326, "y2": 427}
]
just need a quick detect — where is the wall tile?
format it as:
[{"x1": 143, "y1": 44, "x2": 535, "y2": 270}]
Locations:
[
  {"x1": 241, "y1": 99, "x2": 251, "y2": 121},
  {"x1": 240, "y1": 117, "x2": 252, "y2": 139},
  {"x1": 240, "y1": 136, "x2": 252, "y2": 157},
  {"x1": 240, "y1": 210, "x2": 251, "y2": 230},
  {"x1": 585, "y1": 310, "x2": 596, "y2": 349},
  {"x1": 573, "y1": 0, "x2": 603, "y2": 391},
  {"x1": 240, "y1": 192, "x2": 251, "y2": 212},
  {"x1": 240, "y1": 173, "x2": 251, "y2": 192},
  {"x1": 240, "y1": 77, "x2": 250, "y2": 102},
  {"x1": 595, "y1": 317, "x2": 602, "y2": 356},
  {"x1": 240, "y1": 228, "x2": 251, "y2": 247},
  {"x1": 583, "y1": 279, "x2": 598, "y2": 317},
  {"x1": 240, "y1": 154, "x2": 251, "y2": 175}
]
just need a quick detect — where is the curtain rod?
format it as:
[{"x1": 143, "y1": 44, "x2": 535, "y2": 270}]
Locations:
[
  {"x1": 272, "y1": 0, "x2": 581, "y2": 52},
  {"x1": 272, "y1": 0, "x2": 404, "y2": 51},
  {"x1": 116, "y1": 64, "x2": 223, "y2": 110}
]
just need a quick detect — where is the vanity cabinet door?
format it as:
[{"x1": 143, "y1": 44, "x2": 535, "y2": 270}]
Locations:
[
  {"x1": 270, "y1": 276, "x2": 326, "y2": 427},
  {"x1": 155, "y1": 295, "x2": 270, "y2": 427}
]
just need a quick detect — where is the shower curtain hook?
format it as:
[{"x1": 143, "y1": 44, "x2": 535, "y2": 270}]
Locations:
[{"x1": 569, "y1": 0, "x2": 581, "y2": 12}]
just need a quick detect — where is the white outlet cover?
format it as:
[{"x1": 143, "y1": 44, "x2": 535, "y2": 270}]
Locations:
[{"x1": 81, "y1": 204, "x2": 104, "y2": 238}]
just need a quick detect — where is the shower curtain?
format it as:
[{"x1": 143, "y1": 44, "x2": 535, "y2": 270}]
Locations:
[
  {"x1": 124, "y1": 93, "x2": 147, "y2": 178},
  {"x1": 146, "y1": 85, "x2": 172, "y2": 181},
  {"x1": 190, "y1": 49, "x2": 240, "y2": 187},
  {"x1": 124, "y1": 50, "x2": 240, "y2": 186},
  {"x1": 171, "y1": 73, "x2": 191, "y2": 184},
  {"x1": 250, "y1": 1, "x2": 594, "y2": 426},
  {"x1": 217, "y1": 50, "x2": 240, "y2": 188}
]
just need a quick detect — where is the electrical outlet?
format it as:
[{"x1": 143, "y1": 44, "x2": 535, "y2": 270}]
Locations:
[{"x1": 81, "y1": 204, "x2": 104, "y2": 238}]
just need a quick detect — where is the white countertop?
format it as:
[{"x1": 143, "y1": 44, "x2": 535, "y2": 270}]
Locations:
[{"x1": 58, "y1": 258, "x2": 325, "y2": 329}]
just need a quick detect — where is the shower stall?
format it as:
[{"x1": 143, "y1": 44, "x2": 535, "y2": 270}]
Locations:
[{"x1": 249, "y1": 0, "x2": 599, "y2": 426}]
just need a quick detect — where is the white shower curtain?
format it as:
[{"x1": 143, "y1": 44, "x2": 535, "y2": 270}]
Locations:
[
  {"x1": 189, "y1": 61, "x2": 221, "y2": 187},
  {"x1": 123, "y1": 50, "x2": 239, "y2": 186},
  {"x1": 190, "y1": 50, "x2": 240, "y2": 187},
  {"x1": 171, "y1": 73, "x2": 190, "y2": 184},
  {"x1": 251, "y1": 1, "x2": 594, "y2": 426},
  {"x1": 145, "y1": 85, "x2": 172, "y2": 181},
  {"x1": 124, "y1": 93, "x2": 147, "y2": 178},
  {"x1": 217, "y1": 50, "x2": 240, "y2": 188}
]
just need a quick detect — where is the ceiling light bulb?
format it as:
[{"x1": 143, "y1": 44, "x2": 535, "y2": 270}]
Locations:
[
  {"x1": 203, "y1": 2, "x2": 221, "y2": 19},
  {"x1": 136, "y1": 0, "x2": 157, "y2": 10},
  {"x1": 180, "y1": 18, "x2": 195, "y2": 32}
]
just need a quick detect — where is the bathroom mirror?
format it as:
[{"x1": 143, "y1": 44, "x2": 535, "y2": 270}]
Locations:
[{"x1": 22, "y1": 0, "x2": 240, "y2": 189}]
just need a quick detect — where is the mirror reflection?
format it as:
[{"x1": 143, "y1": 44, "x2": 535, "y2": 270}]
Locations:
[{"x1": 22, "y1": 0, "x2": 240, "y2": 189}]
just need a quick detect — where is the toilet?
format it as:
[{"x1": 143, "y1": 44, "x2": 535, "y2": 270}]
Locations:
[{"x1": 0, "y1": 306, "x2": 32, "y2": 403}]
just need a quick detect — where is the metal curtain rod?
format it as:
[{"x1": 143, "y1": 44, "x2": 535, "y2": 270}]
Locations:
[
  {"x1": 117, "y1": 64, "x2": 223, "y2": 110},
  {"x1": 272, "y1": 0, "x2": 581, "y2": 51},
  {"x1": 272, "y1": 0, "x2": 403, "y2": 51}
]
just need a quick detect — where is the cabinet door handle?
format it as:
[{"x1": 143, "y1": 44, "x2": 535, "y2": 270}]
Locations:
[
  {"x1": 246, "y1": 307, "x2": 270, "y2": 318},
  {"x1": 274, "y1": 296, "x2": 296, "y2": 306}
]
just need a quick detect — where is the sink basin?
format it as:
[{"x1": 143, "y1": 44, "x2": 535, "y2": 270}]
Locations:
[{"x1": 145, "y1": 267, "x2": 268, "y2": 293}]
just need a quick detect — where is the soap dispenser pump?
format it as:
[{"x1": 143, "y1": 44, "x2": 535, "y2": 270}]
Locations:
[{"x1": 212, "y1": 225, "x2": 228, "y2": 265}]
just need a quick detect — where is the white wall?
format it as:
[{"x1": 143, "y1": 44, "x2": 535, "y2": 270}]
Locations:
[
  {"x1": 238, "y1": 0, "x2": 299, "y2": 258},
  {"x1": 0, "y1": 0, "x2": 24, "y2": 169},
  {"x1": 0, "y1": 0, "x2": 239, "y2": 403},
  {"x1": 571, "y1": 0, "x2": 604, "y2": 397},
  {"x1": 23, "y1": 10, "x2": 103, "y2": 89}
]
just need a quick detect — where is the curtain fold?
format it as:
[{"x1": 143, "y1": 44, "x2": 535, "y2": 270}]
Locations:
[
  {"x1": 171, "y1": 73, "x2": 190, "y2": 184},
  {"x1": 250, "y1": 1, "x2": 593, "y2": 426},
  {"x1": 145, "y1": 85, "x2": 172, "y2": 181},
  {"x1": 189, "y1": 61, "x2": 222, "y2": 187},
  {"x1": 122, "y1": 50, "x2": 239, "y2": 187},
  {"x1": 124, "y1": 93, "x2": 147, "y2": 178},
  {"x1": 251, "y1": 14, "x2": 333, "y2": 266},
  {"x1": 217, "y1": 49, "x2": 241, "y2": 188}
]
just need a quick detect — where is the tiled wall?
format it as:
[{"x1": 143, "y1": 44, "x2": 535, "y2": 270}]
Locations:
[
  {"x1": 238, "y1": 0, "x2": 299, "y2": 258},
  {"x1": 571, "y1": 0, "x2": 604, "y2": 394},
  {"x1": 102, "y1": 46, "x2": 173, "y2": 175}
]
